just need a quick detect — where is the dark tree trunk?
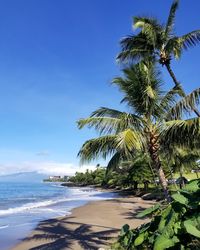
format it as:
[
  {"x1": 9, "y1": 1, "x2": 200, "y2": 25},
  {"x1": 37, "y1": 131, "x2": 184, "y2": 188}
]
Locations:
[
  {"x1": 165, "y1": 62, "x2": 180, "y2": 88},
  {"x1": 179, "y1": 167, "x2": 183, "y2": 189},
  {"x1": 144, "y1": 181, "x2": 149, "y2": 190},
  {"x1": 179, "y1": 167, "x2": 187, "y2": 189},
  {"x1": 165, "y1": 62, "x2": 200, "y2": 117},
  {"x1": 133, "y1": 181, "x2": 138, "y2": 190},
  {"x1": 149, "y1": 132, "x2": 171, "y2": 202}
]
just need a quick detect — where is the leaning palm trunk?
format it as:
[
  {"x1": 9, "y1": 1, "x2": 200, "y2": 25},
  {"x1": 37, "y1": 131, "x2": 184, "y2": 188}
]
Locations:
[
  {"x1": 149, "y1": 132, "x2": 171, "y2": 202},
  {"x1": 165, "y1": 62, "x2": 200, "y2": 117},
  {"x1": 164, "y1": 62, "x2": 180, "y2": 88},
  {"x1": 149, "y1": 162, "x2": 159, "y2": 187}
]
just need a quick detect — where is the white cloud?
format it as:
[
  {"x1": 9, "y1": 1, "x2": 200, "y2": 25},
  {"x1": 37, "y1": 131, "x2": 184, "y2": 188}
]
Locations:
[{"x1": 0, "y1": 161, "x2": 97, "y2": 176}]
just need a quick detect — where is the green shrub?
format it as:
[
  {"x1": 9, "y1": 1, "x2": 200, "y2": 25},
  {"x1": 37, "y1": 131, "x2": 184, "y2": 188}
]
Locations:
[{"x1": 113, "y1": 179, "x2": 200, "y2": 250}]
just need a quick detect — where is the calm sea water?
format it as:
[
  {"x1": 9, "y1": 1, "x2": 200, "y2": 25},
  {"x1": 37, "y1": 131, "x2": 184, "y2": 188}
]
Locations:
[{"x1": 0, "y1": 174, "x2": 116, "y2": 250}]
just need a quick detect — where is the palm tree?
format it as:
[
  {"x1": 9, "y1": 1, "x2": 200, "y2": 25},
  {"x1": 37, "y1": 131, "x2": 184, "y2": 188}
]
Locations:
[
  {"x1": 77, "y1": 62, "x2": 200, "y2": 202},
  {"x1": 117, "y1": 0, "x2": 200, "y2": 116}
]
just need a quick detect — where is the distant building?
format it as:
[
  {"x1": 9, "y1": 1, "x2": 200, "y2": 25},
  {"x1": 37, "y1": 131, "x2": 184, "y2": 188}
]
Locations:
[
  {"x1": 49, "y1": 176, "x2": 61, "y2": 181},
  {"x1": 43, "y1": 175, "x2": 70, "y2": 182}
]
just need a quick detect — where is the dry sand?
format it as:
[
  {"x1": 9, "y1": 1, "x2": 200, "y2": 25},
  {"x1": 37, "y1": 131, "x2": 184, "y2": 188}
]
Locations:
[{"x1": 12, "y1": 196, "x2": 155, "y2": 250}]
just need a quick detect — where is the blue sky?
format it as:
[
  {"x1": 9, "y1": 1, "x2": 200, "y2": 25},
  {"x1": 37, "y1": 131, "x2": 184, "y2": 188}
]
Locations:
[{"x1": 0, "y1": 0, "x2": 200, "y2": 175}]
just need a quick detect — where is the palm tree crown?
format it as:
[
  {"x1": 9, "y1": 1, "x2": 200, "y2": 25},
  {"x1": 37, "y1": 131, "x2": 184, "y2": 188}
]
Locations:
[
  {"x1": 117, "y1": 0, "x2": 200, "y2": 116},
  {"x1": 78, "y1": 62, "x2": 200, "y2": 201},
  {"x1": 118, "y1": 0, "x2": 200, "y2": 67}
]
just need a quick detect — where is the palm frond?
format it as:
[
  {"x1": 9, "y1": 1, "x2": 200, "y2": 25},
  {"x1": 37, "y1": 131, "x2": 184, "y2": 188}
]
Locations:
[
  {"x1": 77, "y1": 117, "x2": 121, "y2": 135},
  {"x1": 91, "y1": 107, "x2": 142, "y2": 129},
  {"x1": 77, "y1": 109, "x2": 142, "y2": 135},
  {"x1": 163, "y1": 146, "x2": 200, "y2": 173},
  {"x1": 166, "y1": 88, "x2": 200, "y2": 120},
  {"x1": 106, "y1": 152, "x2": 122, "y2": 174},
  {"x1": 116, "y1": 129, "x2": 144, "y2": 153},
  {"x1": 159, "y1": 84, "x2": 183, "y2": 114},
  {"x1": 113, "y1": 62, "x2": 163, "y2": 117},
  {"x1": 165, "y1": 0, "x2": 179, "y2": 37},
  {"x1": 165, "y1": 37, "x2": 182, "y2": 59},
  {"x1": 179, "y1": 30, "x2": 200, "y2": 50},
  {"x1": 144, "y1": 85, "x2": 156, "y2": 99},
  {"x1": 91, "y1": 107, "x2": 124, "y2": 118},
  {"x1": 161, "y1": 118, "x2": 200, "y2": 147},
  {"x1": 78, "y1": 128, "x2": 144, "y2": 164},
  {"x1": 78, "y1": 135, "x2": 117, "y2": 164},
  {"x1": 133, "y1": 16, "x2": 163, "y2": 47},
  {"x1": 117, "y1": 33, "x2": 155, "y2": 63}
]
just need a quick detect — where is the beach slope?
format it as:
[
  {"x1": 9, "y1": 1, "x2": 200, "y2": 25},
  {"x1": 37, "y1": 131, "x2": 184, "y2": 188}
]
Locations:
[{"x1": 12, "y1": 196, "x2": 155, "y2": 250}]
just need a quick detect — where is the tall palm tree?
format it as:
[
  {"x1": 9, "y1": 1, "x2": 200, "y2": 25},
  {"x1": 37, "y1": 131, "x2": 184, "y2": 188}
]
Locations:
[
  {"x1": 117, "y1": 0, "x2": 200, "y2": 116},
  {"x1": 77, "y1": 62, "x2": 200, "y2": 202}
]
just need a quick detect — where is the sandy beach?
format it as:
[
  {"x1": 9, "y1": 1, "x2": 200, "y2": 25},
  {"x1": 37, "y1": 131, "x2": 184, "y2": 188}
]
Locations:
[{"x1": 12, "y1": 196, "x2": 155, "y2": 250}]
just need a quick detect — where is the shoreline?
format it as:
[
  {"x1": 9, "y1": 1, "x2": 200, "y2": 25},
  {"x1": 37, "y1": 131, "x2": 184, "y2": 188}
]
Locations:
[
  {"x1": 0, "y1": 185, "x2": 117, "y2": 250},
  {"x1": 11, "y1": 195, "x2": 155, "y2": 250}
]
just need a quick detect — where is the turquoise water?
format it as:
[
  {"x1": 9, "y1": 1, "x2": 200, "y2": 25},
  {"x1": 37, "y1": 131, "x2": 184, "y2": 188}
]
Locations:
[{"x1": 0, "y1": 175, "x2": 116, "y2": 249}]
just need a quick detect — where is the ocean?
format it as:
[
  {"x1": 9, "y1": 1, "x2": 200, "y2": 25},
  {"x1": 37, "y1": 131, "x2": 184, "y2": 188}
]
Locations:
[{"x1": 0, "y1": 173, "x2": 116, "y2": 250}]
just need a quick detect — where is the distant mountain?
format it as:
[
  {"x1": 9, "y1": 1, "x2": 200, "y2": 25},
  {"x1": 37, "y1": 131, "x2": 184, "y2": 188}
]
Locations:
[{"x1": 0, "y1": 172, "x2": 47, "y2": 182}]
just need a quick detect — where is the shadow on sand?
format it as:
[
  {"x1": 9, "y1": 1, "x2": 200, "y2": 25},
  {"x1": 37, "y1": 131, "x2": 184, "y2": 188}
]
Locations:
[
  {"x1": 17, "y1": 198, "x2": 154, "y2": 249},
  {"x1": 22, "y1": 216, "x2": 119, "y2": 250}
]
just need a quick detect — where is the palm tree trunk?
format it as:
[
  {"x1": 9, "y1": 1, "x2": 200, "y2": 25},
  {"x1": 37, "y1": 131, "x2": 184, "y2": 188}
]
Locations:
[
  {"x1": 149, "y1": 133, "x2": 171, "y2": 202},
  {"x1": 165, "y1": 62, "x2": 200, "y2": 117},
  {"x1": 179, "y1": 166, "x2": 183, "y2": 189},
  {"x1": 165, "y1": 62, "x2": 180, "y2": 88},
  {"x1": 149, "y1": 163, "x2": 159, "y2": 187},
  {"x1": 133, "y1": 181, "x2": 138, "y2": 190}
]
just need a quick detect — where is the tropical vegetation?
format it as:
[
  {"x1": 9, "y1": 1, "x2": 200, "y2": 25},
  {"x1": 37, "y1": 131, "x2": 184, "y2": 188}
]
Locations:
[
  {"x1": 75, "y1": 0, "x2": 200, "y2": 248},
  {"x1": 68, "y1": 156, "x2": 155, "y2": 190},
  {"x1": 112, "y1": 179, "x2": 200, "y2": 250},
  {"x1": 68, "y1": 166, "x2": 106, "y2": 186}
]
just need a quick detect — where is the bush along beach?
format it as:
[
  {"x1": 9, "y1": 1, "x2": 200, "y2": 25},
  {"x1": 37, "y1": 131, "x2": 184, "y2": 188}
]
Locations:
[{"x1": 112, "y1": 179, "x2": 200, "y2": 250}]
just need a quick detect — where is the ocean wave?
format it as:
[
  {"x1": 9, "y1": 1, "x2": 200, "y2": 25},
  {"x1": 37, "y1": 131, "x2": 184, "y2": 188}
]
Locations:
[
  {"x1": 0, "y1": 200, "x2": 58, "y2": 216},
  {"x1": 0, "y1": 224, "x2": 9, "y2": 229},
  {"x1": 0, "y1": 197, "x2": 78, "y2": 216},
  {"x1": 0, "y1": 190, "x2": 114, "y2": 216}
]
